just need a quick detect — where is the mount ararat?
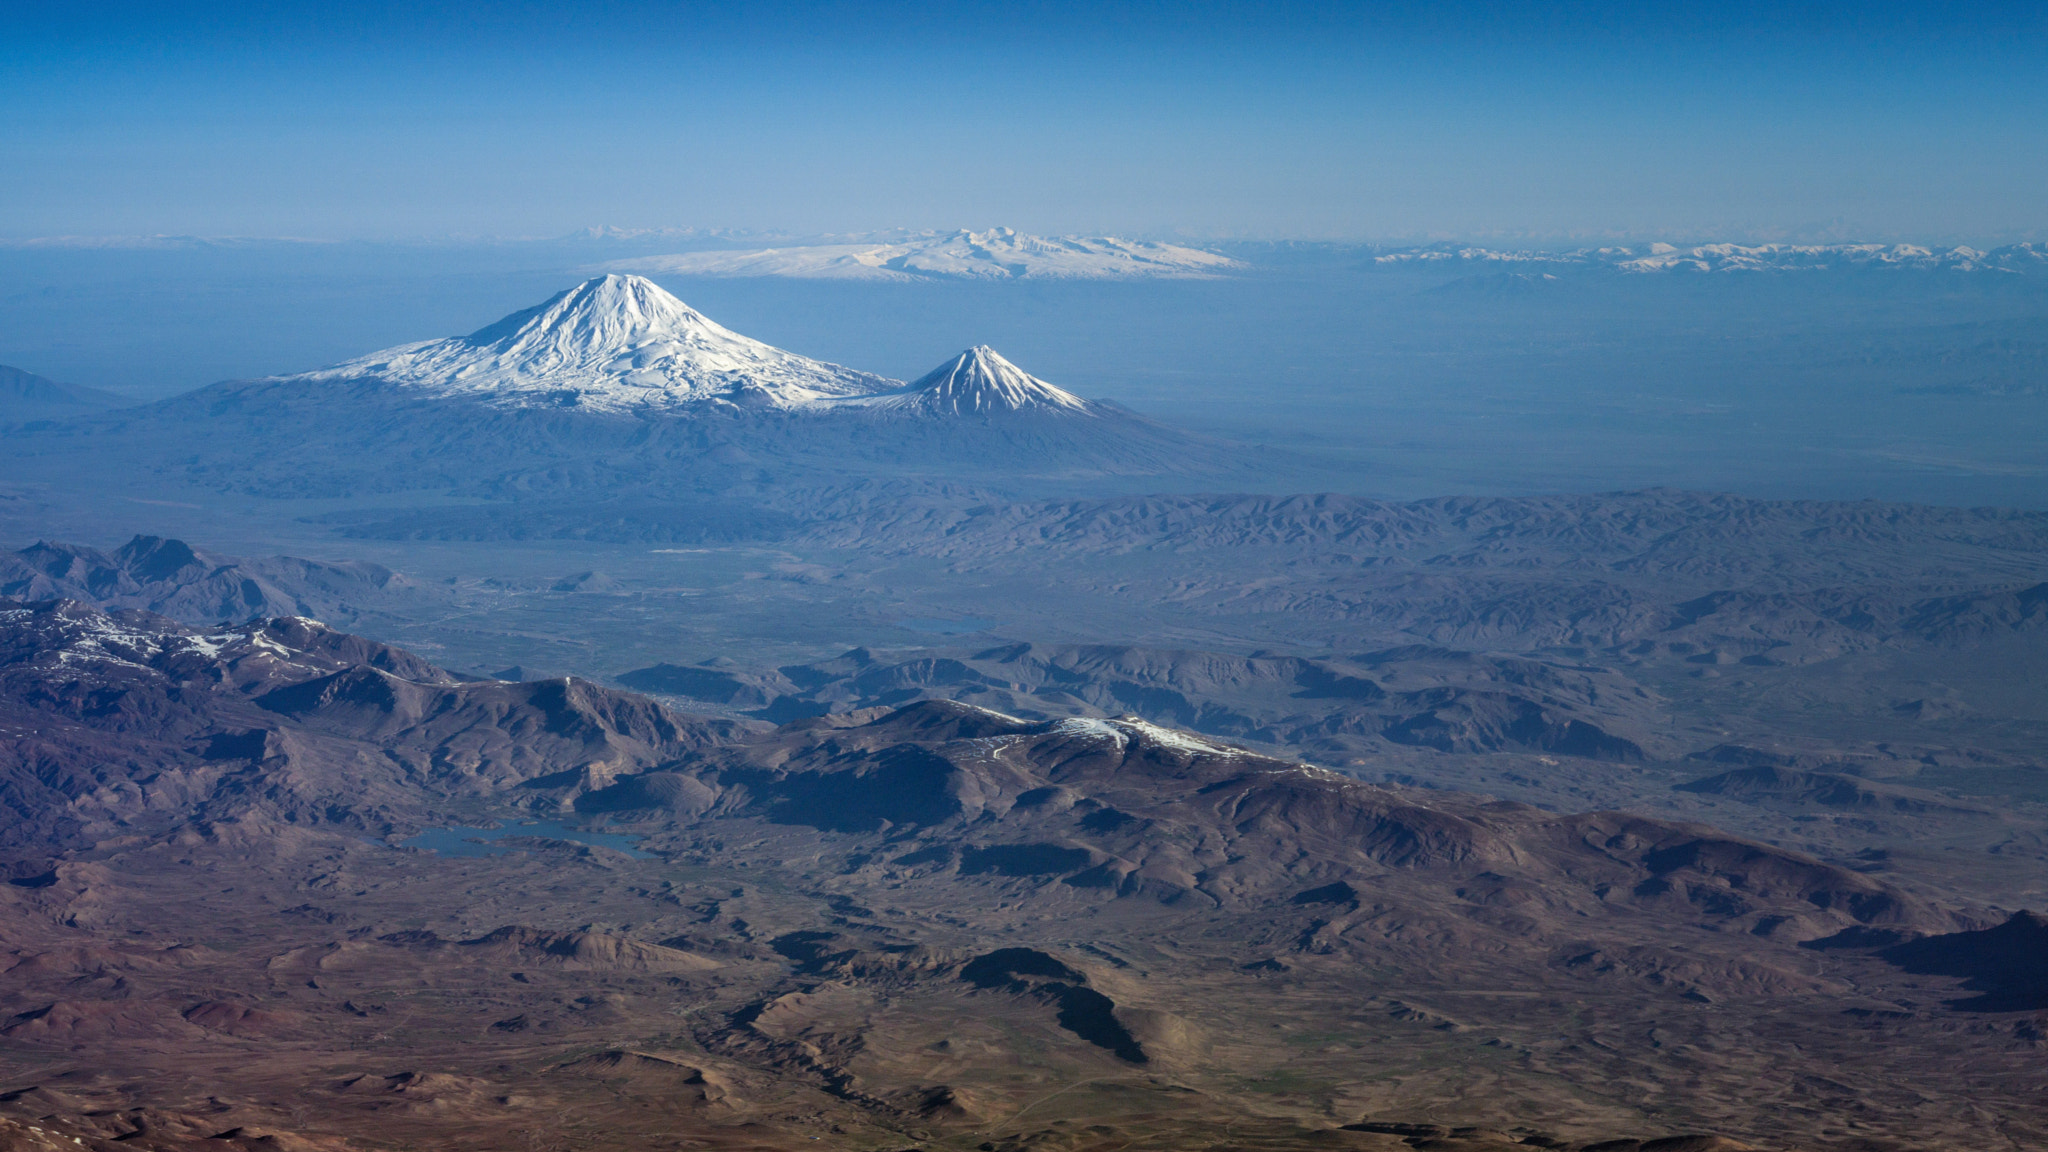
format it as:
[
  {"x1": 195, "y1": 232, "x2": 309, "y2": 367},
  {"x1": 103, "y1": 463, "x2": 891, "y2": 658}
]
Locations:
[{"x1": 14, "y1": 275, "x2": 1229, "y2": 500}]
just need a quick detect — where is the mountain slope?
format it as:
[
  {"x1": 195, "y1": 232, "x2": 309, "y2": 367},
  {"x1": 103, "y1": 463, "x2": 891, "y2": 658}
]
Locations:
[{"x1": 276, "y1": 273, "x2": 895, "y2": 413}]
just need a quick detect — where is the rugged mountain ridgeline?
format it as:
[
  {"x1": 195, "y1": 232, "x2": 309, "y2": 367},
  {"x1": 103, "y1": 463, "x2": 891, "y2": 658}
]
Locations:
[
  {"x1": 230, "y1": 485, "x2": 2048, "y2": 661},
  {"x1": 311, "y1": 487, "x2": 2048, "y2": 655},
  {"x1": 0, "y1": 598, "x2": 2042, "y2": 1152},
  {"x1": 623, "y1": 642, "x2": 1664, "y2": 762},
  {"x1": 611, "y1": 637, "x2": 2048, "y2": 884},
  {"x1": 774, "y1": 488, "x2": 2048, "y2": 664},
  {"x1": 0, "y1": 536, "x2": 426, "y2": 626},
  {"x1": 785, "y1": 487, "x2": 2048, "y2": 582},
  {"x1": 0, "y1": 599, "x2": 746, "y2": 856}
]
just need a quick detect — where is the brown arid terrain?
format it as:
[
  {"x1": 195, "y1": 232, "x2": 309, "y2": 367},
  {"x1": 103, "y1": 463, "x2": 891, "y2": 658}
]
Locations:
[{"x1": 1, "y1": 597, "x2": 2043, "y2": 1152}]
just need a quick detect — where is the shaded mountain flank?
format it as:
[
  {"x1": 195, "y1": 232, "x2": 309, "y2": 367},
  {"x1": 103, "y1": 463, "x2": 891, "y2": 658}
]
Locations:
[{"x1": 1875, "y1": 910, "x2": 2048, "y2": 1010}]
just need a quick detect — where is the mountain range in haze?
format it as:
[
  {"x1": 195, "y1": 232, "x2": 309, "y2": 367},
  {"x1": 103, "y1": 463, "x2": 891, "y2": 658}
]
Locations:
[
  {"x1": 604, "y1": 227, "x2": 1245, "y2": 281},
  {"x1": 1369, "y1": 240, "x2": 2048, "y2": 275},
  {"x1": 596, "y1": 231, "x2": 2048, "y2": 281}
]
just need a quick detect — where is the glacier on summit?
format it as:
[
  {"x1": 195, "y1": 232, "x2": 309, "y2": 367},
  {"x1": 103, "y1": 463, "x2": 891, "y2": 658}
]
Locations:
[
  {"x1": 603, "y1": 228, "x2": 1241, "y2": 282},
  {"x1": 276, "y1": 274, "x2": 898, "y2": 413}
]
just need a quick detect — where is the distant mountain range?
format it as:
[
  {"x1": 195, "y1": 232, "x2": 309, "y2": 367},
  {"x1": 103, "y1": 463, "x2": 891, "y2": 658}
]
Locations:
[
  {"x1": 1371, "y1": 241, "x2": 2048, "y2": 275},
  {"x1": 604, "y1": 227, "x2": 1243, "y2": 281},
  {"x1": 599, "y1": 233, "x2": 2048, "y2": 282},
  {"x1": 1, "y1": 535, "x2": 424, "y2": 625}
]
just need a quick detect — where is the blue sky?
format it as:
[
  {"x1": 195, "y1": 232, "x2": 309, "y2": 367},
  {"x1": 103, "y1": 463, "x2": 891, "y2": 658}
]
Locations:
[{"x1": 5, "y1": 1, "x2": 2045, "y2": 242}]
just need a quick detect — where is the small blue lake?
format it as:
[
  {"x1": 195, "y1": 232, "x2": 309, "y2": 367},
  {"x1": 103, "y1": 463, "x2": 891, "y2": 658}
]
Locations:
[{"x1": 397, "y1": 819, "x2": 654, "y2": 859}]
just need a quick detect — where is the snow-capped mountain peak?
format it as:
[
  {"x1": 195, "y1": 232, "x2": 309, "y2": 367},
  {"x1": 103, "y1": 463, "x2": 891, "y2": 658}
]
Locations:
[
  {"x1": 831, "y1": 346, "x2": 1096, "y2": 417},
  {"x1": 284, "y1": 274, "x2": 897, "y2": 412},
  {"x1": 462, "y1": 273, "x2": 719, "y2": 359}
]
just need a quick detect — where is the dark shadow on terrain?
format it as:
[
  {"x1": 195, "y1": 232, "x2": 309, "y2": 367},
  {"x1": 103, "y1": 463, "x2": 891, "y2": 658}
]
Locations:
[
  {"x1": 1877, "y1": 911, "x2": 2048, "y2": 1011},
  {"x1": 959, "y1": 948, "x2": 1147, "y2": 1063}
]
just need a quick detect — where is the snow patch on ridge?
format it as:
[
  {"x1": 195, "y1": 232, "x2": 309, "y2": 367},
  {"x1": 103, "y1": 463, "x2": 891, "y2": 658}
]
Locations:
[
  {"x1": 1115, "y1": 718, "x2": 1241, "y2": 756},
  {"x1": 1039, "y1": 715, "x2": 1246, "y2": 756},
  {"x1": 1047, "y1": 717, "x2": 1130, "y2": 745}
]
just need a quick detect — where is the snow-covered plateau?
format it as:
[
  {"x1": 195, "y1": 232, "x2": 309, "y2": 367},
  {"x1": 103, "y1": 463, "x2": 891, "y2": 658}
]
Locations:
[{"x1": 602, "y1": 227, "x2": 1242, "y2": 282}]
